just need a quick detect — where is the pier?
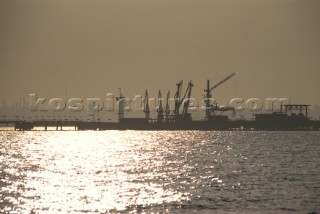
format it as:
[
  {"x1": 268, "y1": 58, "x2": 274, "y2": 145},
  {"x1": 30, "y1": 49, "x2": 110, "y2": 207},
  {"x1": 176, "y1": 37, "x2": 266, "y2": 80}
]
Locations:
[
  {"x1": 0, "y1": 120, "x2": 80, "y2": 131},
  {"x1": 1, "y1": 118, "x2": 319, "y2": 131}
]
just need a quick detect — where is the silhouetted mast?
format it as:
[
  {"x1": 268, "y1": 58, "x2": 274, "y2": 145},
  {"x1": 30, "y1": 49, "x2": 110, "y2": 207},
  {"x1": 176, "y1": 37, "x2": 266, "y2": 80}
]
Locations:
[{"x1": 116, "y1": 88, "x2": 125, "y2": 120}]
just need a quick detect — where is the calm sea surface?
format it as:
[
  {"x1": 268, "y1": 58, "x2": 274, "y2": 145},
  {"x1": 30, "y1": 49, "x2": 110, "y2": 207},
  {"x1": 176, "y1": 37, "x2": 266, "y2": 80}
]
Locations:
[{"x1": 0, "y1": 130, "x2": 319, "y2": 213}]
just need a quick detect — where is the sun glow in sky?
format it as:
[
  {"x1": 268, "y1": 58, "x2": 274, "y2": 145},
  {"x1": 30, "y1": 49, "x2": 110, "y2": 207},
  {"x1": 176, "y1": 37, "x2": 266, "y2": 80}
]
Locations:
[{"x1": 0, "y1": 0, "x2": 320, "y2": 106}]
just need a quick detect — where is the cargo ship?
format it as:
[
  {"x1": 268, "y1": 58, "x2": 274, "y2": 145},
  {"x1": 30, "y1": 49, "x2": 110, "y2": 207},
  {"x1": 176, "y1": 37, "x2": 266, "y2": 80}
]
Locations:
[{"x1": 74, "y1": 104, "x2": 317, "y2": 131}]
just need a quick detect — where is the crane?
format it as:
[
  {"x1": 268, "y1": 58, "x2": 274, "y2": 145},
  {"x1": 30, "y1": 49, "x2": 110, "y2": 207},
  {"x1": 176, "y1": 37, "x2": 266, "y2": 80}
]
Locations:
[
  {"x1": 143, "y1": 89, "x2": 150, "y2": 118},
  {"x1": 182, "y1": 81, "x2": 194, "y2": 117},
  {"x1": 157, "y1": 90, "x2": 164, "y2": 123},
  {"x1": 165, "y1": 90, "x2": 170, "y2": 122},
  {"x1": 204, "y1": 72, "x2": 236, "y2": 119},
  {"x1": 174, "y1": 80, "x2": 194, "y2": 117},
  {"x1": 173, "y1": 80, "x2": 183, "y2": 115}
]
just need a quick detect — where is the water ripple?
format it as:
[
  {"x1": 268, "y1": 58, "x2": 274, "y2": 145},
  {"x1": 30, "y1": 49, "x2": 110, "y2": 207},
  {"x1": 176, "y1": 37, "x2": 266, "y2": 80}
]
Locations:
[{"x1": 1, "y1": 131, "x2": 319, "y2": 213}]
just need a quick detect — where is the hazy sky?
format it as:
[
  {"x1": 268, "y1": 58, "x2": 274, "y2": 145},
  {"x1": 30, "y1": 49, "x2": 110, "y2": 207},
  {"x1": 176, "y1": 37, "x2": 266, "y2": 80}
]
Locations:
[{"x1": 1, "y1": 0, "x2": 320, "y2": 107}]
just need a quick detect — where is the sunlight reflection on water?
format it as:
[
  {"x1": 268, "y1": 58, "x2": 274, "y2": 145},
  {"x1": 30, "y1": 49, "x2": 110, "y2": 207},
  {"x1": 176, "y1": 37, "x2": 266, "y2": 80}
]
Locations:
[
  {"x1": 2, "y1": 131, "x2": 194, "y2": 213},
  {"x1": 1, "y1": 131, "x2": 320, "y2": 213}
]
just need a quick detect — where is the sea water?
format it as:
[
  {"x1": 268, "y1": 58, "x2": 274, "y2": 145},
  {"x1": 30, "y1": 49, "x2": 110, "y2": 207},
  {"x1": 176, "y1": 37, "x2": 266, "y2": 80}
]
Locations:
[{"x1": 1, "y1": 130, "x2": 319, "y2": 213}]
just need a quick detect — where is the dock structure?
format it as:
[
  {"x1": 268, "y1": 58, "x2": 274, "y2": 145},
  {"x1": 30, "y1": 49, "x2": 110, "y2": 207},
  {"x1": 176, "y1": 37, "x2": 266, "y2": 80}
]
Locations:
[
  {"x1": 0, "y1": 114, "x2": 319, "y2": 131},
  {"x1": 281, "y1": 104, "x2": 310, "y2": 117},
  {"x1": 1, "y1": 76, "x2": 320, "y2": 131},
  {"x1": 0, "y1": 120, "x2": 80, "y2": 131}
]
